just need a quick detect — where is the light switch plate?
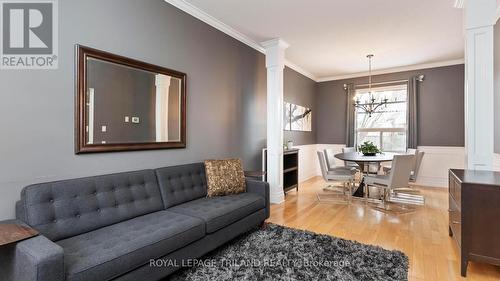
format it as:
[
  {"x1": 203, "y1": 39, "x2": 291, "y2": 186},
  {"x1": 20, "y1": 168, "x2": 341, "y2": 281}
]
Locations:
[
  {"x1": 131, "y1": 117, "x2": 140, "y2": 123},
  {"x1": 125, "y1": 116, "x2": 129, "y2": 123},
  {"x1": 101, "y1": 125, "x2": 107, "y2": 132}
]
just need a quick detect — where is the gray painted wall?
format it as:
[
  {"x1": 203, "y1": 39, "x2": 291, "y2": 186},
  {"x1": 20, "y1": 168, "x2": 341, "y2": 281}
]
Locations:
[
  {"x1": 284, "y1": 67, "x2": 317, "y2": 145},
  {"x1": 88, "y1": 59, "x2": 157, "y2": 143},
  {"x1": 0, "y1": 0, "x2": 267, "y2": 220},
  {"x1": 316, "y1": 64, "x2": 465, "y2": 146},
  {"x1": 495, "y1": 21, "x2": 500, "y2": 153}
]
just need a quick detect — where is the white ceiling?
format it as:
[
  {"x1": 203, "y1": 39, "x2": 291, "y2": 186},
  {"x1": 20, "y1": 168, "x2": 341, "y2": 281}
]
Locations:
[{"x1": 176, "y1": 0, "x2": 464, "y2": 80}]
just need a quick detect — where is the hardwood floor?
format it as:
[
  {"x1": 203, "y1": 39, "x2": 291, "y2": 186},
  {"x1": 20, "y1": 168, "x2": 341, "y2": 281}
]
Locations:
[{"x1": 267, "y1": 176, "x2": 500, "y2": 281}]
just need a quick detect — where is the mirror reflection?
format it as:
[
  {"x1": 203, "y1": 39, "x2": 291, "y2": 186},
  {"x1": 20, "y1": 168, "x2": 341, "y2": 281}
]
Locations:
[{"x1": 85, "y1": 58, "x2": 182, "y2": 145}]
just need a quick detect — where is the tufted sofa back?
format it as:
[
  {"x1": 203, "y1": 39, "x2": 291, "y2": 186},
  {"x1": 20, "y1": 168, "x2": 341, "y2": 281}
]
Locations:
[
  {"x1": 155, "y1": 163, "x2": 207, "y2": 208},
  {"x1": 17, "y1": 170, "x2": 163, "y2": 241}
]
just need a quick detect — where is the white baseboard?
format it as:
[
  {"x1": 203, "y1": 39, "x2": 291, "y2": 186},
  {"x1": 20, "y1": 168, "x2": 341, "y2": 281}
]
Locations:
[
  {"x1": 493, "y1": 153, "x2": 500, "y2": 171},
  {"x1": 413, "y1": 176, "x2": 449, "y2": 188},
  {"x1": 292, "y1": 144, "x2": 465, "y2": 188}
]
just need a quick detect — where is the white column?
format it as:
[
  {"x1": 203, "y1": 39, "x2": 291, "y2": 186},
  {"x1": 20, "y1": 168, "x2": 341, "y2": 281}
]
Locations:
[
  {"x1": 155, "y1": 74, "x2": 171, "y2": 142},
  {"x1": 262, "y1": 38, "x2": 289, "y2": 204},
  {"x1": 464, "y1": 0, "x2": 496, "y2": 170},
  {"x1": 87, "y1": 88, "x2": 95, "y2": 144}
]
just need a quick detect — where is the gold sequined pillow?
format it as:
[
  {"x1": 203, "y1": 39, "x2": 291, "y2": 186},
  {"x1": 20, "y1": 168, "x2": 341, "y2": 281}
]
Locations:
[{"x1": 204, "y1": 159, "x2": 246, "y2": 197}]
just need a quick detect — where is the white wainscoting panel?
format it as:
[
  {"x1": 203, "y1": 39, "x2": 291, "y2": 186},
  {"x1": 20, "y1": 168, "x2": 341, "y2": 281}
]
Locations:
[
  {"x1": 292, "y1": 144, "x2": 465, "y2": 188},
  {"x1": 493, "y1": 153, "x2": 500, "y2": 171},
  {"x1": 415, "y1": 146, "x2": 465, "y2": 188},
  {"x1": 292, "y1": 144, "x2": 320, "y2": 183}
]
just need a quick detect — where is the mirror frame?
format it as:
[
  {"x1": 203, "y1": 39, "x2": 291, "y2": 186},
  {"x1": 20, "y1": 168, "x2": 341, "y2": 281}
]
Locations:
[{"x1": 75, "y1": 45, "x2": 187, "y2": 154}]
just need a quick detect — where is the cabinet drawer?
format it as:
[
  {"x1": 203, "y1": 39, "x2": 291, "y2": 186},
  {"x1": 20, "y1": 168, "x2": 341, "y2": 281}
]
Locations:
[
  {"x1": 449, "y1": 175, "x2": 461, "y2": 210},
  {"x1": 449, "y1": 195, "x2": 461, "y2": 246}
]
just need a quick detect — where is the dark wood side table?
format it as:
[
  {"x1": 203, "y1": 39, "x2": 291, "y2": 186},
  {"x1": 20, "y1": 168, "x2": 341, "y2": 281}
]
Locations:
[{"x1": 0, "y1": 221, "x2": 38, "y2": 247}]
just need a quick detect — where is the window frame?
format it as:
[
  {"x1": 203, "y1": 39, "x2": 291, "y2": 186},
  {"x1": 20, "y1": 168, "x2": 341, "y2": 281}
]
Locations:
[{"x1": 354, "y1": 83, "x2": 409, "y2": 153}]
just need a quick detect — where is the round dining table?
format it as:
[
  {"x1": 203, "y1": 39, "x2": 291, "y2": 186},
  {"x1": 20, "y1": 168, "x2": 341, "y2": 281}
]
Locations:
[{"x1": 334, "y1": 152, "x2": 397, "y2": 197}]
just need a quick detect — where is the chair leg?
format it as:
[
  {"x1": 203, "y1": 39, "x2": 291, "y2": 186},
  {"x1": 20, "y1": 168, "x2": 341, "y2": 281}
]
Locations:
[
  {"x1": 371, "y1": 187, "x2": 417, "y2": 214},
  {"x1": 363, "y1": 183, "x2": 368, "y2": 204},
  {"x1": 318, "y1": 180, "x2": 353, "y2": 204},
  {"x1": 349, "y1": 180, "x2": 354, "y2": 204}
]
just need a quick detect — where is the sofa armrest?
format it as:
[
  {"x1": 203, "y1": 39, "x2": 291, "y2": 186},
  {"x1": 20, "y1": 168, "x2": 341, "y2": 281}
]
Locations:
[
  {"x1": 0, "y1": 220, "x2": 64, "y2": 281},
  {"x1": 245, "y1": 179, "x2": 270, "y2": 219}
]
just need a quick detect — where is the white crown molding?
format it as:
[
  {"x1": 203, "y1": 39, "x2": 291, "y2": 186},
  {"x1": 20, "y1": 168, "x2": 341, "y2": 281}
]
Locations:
[
  {"x1": 163, "y1": 0, "x2": 264, "y2": 52},
  {"x1": 261, "y1": 38, "x2": 290, "y2": 49},
  {"x1": 284, "y1": 60, "x2": 317, "y2": 82},
  {"x1": 164, "y1": 0, "x2": 319, "y2": 81},
  {"x1": 496, "y1": 3, "x2": 500, "y2": 24},
  {"x1": 316, "y1": 59, "x2": 465, "y2": 82}
]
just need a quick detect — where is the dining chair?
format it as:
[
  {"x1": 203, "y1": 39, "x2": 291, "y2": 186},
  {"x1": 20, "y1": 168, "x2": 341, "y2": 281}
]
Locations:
[
  {"x1": 342, "y1": 147, "x2": 360, "y2": 170},
  {"x1": 407, "y1": 148, "x2": 417, "y2": 154},
  {"x1": 384, "y1": 151, "x2": 426, "y2": 205},
  {"x1": 410, "y1": 151, "x2": 425, "y2": 182},
  {"x1": 317, "y1": 151, "x2": 354, "y2": 204},
  {"x1": 324, "y1": 149, "x2": 356, "y2": 174},
  {"x1": 382, "y1": 149, "x2": 418, "y2": 174},
  {"x1": 364, "y1": 154, "x2": 420, "y2": 213}
]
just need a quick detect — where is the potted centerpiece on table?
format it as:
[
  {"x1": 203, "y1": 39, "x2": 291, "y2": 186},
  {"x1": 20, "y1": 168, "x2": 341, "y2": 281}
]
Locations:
[{"x1": 358, "y1": 141, "x2": 381, "y2": 156}]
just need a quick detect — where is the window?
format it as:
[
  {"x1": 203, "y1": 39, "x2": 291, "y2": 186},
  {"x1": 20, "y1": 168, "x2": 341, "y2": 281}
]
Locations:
[{"x1": 354, "y1": 84, "x2": 408, "y2": 152}]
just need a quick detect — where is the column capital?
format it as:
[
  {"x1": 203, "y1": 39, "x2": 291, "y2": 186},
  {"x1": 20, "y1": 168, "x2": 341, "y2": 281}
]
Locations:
[
  {"x1": 261, "y1": 38, "x2": 289, "y2": 68},
  {"x1": 261, "y1": 38, "x2": 290, "y2": 49},
  {"x1": 464, "y1": 0, "x2": 496, "y2": 29}
]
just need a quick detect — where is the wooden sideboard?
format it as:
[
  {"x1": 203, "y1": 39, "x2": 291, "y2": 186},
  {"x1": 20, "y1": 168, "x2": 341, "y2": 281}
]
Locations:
[
  {"x1": 262, "y1": 148, "x2": 299, "y2": 194},
  {"x1": 449, "y1": 169, "x2": 500, "y2": 277}
]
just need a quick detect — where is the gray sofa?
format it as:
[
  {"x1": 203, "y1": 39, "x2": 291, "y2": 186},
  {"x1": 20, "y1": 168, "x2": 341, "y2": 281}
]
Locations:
[{"x1": 0, "y1": 163, "x2": 269, "y2": 281}]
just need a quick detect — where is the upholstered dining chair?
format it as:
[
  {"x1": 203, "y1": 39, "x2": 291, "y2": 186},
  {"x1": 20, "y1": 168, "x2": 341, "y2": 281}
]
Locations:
[
  {"x1": 389, "y1": 151, "x2": 426, "y2": 198},
  {"x1": 386, "y1": 151, "x2": 426, "y2": 207},
  {"x1": 410, "y1": 151, "x2": 425, "y2": 182},
  {"x1": 317, "y1": 151, "x2": 355, "y2": 203},
  {"x1": 364, "y1": 154, "x2": 421, "y2": 213},
  {"x1": 324, "y1": 148, "x2": 356, "y2": 174},
  {"x1": 341, "y1": 147, "x2": 360, "y2": 170},
  {"x1": 382, "y1": 149, "x2": 418, "y2": 174}
]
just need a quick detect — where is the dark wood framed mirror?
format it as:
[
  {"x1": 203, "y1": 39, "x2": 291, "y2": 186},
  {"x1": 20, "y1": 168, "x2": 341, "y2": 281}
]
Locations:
[{"x1": 75, "y1": 45, "x2": 186, "y2": 153}]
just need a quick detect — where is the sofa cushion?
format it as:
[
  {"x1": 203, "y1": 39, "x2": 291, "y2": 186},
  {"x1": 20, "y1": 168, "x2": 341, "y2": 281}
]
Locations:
[
  {"x1": 57, "y1": 210, "x2": 204, "y2": 281},
  {"x1": 19, "y1": 169, "x2": 164, "y2": 241},
  {"x1": 155, "y1": 163, "x2": 207, "y2": 208},
  {"x1": 168, "y1": 193, "x2": 265, "y2": 233},
  {"x1": 204, "y1": 159, "x2": 246, "y2": 197}
]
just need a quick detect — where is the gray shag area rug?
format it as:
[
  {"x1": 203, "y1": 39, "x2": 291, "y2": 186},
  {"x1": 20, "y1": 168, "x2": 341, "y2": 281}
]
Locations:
[{"x1": 168, "y1": 223, "x2": 408, "y2": 281}]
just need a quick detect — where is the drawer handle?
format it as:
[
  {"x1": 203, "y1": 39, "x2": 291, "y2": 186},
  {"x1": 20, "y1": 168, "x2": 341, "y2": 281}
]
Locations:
[{"x1": 452, "y1": 221, "x2": 461, "y2": 225}]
